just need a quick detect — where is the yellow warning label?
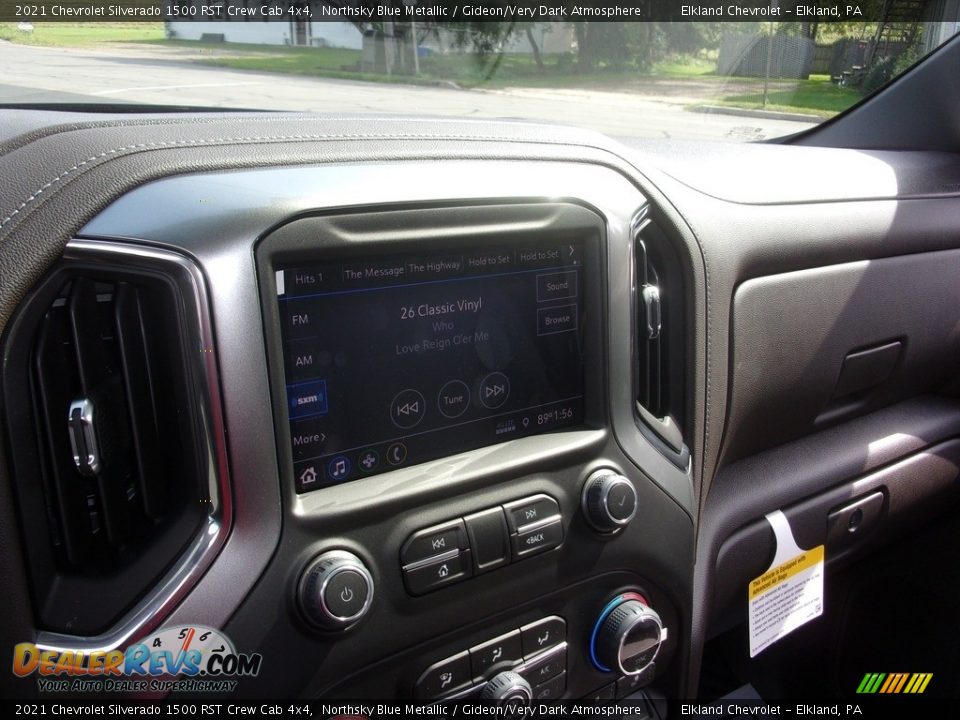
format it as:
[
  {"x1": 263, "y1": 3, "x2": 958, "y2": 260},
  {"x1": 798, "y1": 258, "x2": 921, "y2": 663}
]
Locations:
[{"x1": 748, "y1": 545, "x2": 825, "y2": 600}]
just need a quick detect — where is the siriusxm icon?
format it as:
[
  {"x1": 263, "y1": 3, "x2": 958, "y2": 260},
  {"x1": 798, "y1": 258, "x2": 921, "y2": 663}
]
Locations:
[{"x1": 287, "y1": 379, "x2": 329, "y2": 419}]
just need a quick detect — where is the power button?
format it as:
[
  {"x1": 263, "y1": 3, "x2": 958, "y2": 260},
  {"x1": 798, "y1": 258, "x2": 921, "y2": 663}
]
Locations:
[
  {"x1": 323, "y1": 569, "x2": 370, "y2": 619},
  {"x1": 299, "y1": 550, "x2": 374, "y2": 630}
]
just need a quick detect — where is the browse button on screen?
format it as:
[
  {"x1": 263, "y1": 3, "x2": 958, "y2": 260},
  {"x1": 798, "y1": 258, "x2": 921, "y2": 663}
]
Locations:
[{"x1": 537, "y1": 305, "x2": 578, "y2": 336}]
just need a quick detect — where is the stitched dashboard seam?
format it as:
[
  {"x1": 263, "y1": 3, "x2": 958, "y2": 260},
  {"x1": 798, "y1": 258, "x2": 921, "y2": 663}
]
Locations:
[{"x1": 0, "y1": 131, "x2": 599, "y2": 232}]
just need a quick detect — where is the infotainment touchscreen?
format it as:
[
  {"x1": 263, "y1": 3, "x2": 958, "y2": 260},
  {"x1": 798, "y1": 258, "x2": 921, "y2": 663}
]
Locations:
[{"x1": 275, "y1": 242, "x2": 586, "y2": 492}]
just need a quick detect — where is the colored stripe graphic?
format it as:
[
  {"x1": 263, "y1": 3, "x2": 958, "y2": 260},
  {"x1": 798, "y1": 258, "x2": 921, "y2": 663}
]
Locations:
[
  {"x1": 892, "y1": 673, "x2": 909, "y2": 693},
  {"x1": 857, "y1": 672, "x2": 932, "y2": 694}
]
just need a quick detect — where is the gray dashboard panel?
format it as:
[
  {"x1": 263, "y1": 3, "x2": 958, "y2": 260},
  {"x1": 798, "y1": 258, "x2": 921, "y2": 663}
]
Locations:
[
  {"x1": 76, "y1": 161, "x2": 696, "y2": 663},
  {"x1": 1, "y1": 108, "x2": 958, "y2": 698}
]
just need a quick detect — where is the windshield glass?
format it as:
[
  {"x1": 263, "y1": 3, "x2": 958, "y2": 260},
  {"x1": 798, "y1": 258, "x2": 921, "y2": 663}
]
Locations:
[{"x1": 1, "y1": 2, "x2": 958, "y2": 143}]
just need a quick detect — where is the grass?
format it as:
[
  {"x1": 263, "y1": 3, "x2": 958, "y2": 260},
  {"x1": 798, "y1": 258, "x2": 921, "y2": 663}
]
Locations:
[
  {"x1": 714, "y1": 74, "x2": 863, "y2": 117},
  {"x1": 0, "y1": 22, "x2": 164, "y2": 47},
  {"x1": 152, "y1": 40, "x2": 367, "y2": 76},
  {"x1": 0, "y1": 25, "x2": 865, "y2": 117}
]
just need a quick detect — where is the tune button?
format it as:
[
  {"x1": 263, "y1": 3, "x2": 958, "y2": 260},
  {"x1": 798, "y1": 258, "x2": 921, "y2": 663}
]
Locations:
[
  {"x1": 582, "y1": 470, "x2": 638, "y2": 533},
  {"x1": 438, "y1": 380, "x2": 470, "y2": 418}
]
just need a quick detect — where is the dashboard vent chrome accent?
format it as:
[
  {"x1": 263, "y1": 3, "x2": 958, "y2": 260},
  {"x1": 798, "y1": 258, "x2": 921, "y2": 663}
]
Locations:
[
  {"x1": 2, "y1": 241, "x2": 229, "y2": 645},
  {"x1": 68, "y1": 398, "x2": 101, "y2": 476},
  {"x1": 633, "y1": 214, "x2": 688, "y2": 466}
]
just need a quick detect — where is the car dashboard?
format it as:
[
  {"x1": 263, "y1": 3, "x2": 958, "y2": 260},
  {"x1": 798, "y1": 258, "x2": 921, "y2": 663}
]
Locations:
[{"x1": 1, "y1": 110, "x2": 959, "y2": 705}]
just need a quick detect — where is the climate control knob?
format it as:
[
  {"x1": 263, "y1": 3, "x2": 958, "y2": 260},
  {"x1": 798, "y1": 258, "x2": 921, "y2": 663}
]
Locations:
[
  {"x1": 590, "y1": 592, "x2": 663, "y2": 676},
  {"x1": 479, "y1": 671, "x2": 533, "y2": 702},
  {"x1": 298, "y1": 550, "x2": 374, "y2": 631},
  {"x1": 581, "y1": 470, "x2": 637, "y2": 533}
]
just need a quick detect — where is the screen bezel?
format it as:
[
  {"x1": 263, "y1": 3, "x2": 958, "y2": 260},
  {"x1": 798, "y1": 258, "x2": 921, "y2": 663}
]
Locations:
[{"x1": 256, "y1": 201, "x2": 608, "y2": 505}]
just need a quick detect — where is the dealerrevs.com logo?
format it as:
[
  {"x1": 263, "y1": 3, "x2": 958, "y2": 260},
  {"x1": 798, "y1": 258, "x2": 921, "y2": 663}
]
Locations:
[{"x1": 12, "y1": 625, "x2": 262, "y2": 693}]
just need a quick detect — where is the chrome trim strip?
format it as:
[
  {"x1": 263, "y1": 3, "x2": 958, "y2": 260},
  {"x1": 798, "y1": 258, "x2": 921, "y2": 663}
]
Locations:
[{"x1": 34, "y1": 239, "x2": 232, "y2": 654}]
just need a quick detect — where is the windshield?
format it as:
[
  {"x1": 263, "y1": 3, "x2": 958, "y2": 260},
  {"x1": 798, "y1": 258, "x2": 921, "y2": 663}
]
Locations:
[{"x1": 1, "y1": 2, "x2": 958, "y2": 144}]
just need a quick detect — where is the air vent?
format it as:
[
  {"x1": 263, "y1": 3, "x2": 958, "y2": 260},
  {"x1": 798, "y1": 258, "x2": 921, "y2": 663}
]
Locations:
[
  {"x1": 2, "y1": 243, "x2": 226, "y2": 639},
  {"x1": 633, "y1": 215, "x2": 688, "y2": 465}
]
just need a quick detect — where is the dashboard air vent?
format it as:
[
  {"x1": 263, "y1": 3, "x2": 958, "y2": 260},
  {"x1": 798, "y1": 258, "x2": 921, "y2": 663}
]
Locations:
[
  {"x1": 634, "y1": 215, "x2": 688, "y2": 465},
  {"x1": 2, "y1": 246, "x2": 224, "y2": 638}
]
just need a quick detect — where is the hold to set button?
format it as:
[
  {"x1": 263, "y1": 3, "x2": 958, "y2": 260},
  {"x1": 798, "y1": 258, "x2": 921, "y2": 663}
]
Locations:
[{"x1": 511, "y1": 519, "x2": 563, "y2": 559}]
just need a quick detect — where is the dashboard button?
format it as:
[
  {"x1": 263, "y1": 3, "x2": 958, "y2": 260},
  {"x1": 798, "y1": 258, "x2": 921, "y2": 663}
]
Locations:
[
  {"x1": 416, "y1": 652, "x2": 472, "y2": 698},
  {"x1": 511, "y1": 519, "x2": 563, "y2": 559},
  {"x1": 478, "y1": 372, "x2": 510, "y2": 409},
  {"x1": 520, "y1": 616, "x2": 566, "y2": 657},
  {"x1": 290, "y1": 420, "x2": 327, "y2": 461},
  {"x1": 607, "y1": 482, "x2": 637, "y2": 522},
  {"x1": 327, "y1": 455, "x2": 351, "y2": 482},
  {"x1": 519, "y1": 644, "x2": 566, "y2": 685},
  {"x1": 357, "y1": 449, "x2": 379, "y2": 472},
  {"x1": 504, "y1": 494, "x2": 561, "y2": 532},
  {"x1": 533, "y1": 671, "x2": 566, "y2": 700},
  {"x1": 403, "y1": 551, "x2": 470, "y2": 595},
  {"x1": 401, "y1": 520, "x2": 467, "y2": 566},
  {"x1": 390, "y1": 388, "x2": 426, "y2": 429},
  {"x1": 470, "y1": 630, "x2": 523, "y2": 678},
  {"x1": 582, "y1": 470, "x2": 638, "y2": 533},
  {"x1": 386, "y1": 441, "x2": 407, "y2": 466},
  {"x1": 294, "y1": 461, "x2": 321, "y2": 492},
  {"x1": 298, "y1": 550, "x2": 374, "y2": 630},
  {"x1": 322, "y1": 569, "x2": 369, "y2": 619},
  {"x1": 463, "y1": 507, "x2": 509, "y2": 574},
  {"x1": 437, "y1": 380, "x2": 470, "y2": 419}
]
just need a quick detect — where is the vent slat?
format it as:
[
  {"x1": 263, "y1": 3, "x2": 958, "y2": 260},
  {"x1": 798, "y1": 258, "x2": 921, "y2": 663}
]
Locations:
[
  {"x1": 67, "y1": 278, "x2": 112, "y2": 395},
  {"x1": 33, "y1": 308, "x2": 96, "y2": 566},
  {"x1": 636, "y1": 236, "x2": 664, "y2": 417},
  {"x1": 114, "y1": 283, "x2": 165, "y2": 519},
  {"x1": 634, "y1": 219, "x2": 686, "y2": 459},
  {"x1": 7, "y1": 258, "x2": 209, "y2": 636}
]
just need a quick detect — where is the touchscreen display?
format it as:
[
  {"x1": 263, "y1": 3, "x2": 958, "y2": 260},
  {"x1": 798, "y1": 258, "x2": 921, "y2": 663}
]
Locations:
[{"x1": 276, "y1": 242, "x2": 586, "y2": 492}]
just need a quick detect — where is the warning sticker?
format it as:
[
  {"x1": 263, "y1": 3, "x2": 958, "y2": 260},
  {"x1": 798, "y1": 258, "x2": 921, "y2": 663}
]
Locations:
[{"x1": 748, "y1": 511, "x2": 825, "y2": 658}]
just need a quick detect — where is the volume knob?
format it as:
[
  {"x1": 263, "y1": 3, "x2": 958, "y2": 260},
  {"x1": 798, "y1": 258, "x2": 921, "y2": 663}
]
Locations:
[
  {"x1": 298, "y1": 550, "x2": 374, "y2": 630},
  {"x1": 581, "y1": 470, "x2": 637, "y2": 533}
]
